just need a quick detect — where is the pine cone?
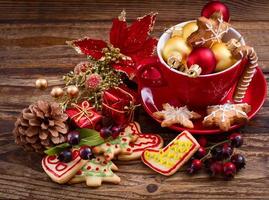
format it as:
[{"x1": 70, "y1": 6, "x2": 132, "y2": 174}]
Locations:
[{"x1": 13, "y1": 100, "x2": 69, "y2": 154}]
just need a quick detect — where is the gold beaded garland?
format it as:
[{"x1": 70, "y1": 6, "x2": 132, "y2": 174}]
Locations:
[
  {"x1": 35, "y1": 78, "x2": 48, "y2": 90},
  {"x1": 66, "y1": 85, "x2": 79, "y2": 98},
  {"x1": 50, "y1": 87, "x2": 64, "y2": 98}
]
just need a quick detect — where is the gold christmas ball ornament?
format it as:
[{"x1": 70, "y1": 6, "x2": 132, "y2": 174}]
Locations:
[
  {"x1": 35, "y1": 78, "x2": 48, "y2": 90},
  {"x1": 50, "y1": 87, "x2": 64, "y2": 98},
  {"x1": 162, "y1": 37, "x2": 192, "y2": 62},
  {"x1": 182, "y1": 21, "x2": 198, "y2": 40},
  {"x1": 171, "y1": 27, "x2": 183, "y2": 38},
  {"x1": 66, "y1": 85, "x2": 79, "y2": 98},
  {"x1": 211, "y1": 42, "x2": 237, "y2": 72}
]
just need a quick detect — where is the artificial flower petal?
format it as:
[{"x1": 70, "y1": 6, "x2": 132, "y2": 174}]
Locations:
[{"x1": 67, "y1": 37, "x2": 107, "y2": 59}]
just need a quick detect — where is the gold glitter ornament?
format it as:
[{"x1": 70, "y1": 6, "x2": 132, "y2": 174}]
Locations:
[
  {"x1": 66, "y1": 85, "x2": 79, "y2": 98},
  {"x1": 50, "y1": 87, "x2": 64, "y2": 98}
]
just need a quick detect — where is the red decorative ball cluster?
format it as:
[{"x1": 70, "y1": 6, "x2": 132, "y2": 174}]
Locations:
[{"x1": 186, "y1": 133, "x2": 246, "y2": 179}]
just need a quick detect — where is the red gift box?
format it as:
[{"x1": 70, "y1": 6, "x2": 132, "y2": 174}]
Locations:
[
  {"x1": 102, "y1": 86, "x2": 139, "y2": 126},
  {"x1": 66, "y1": 101, "x2": 102, "y2": 129}
]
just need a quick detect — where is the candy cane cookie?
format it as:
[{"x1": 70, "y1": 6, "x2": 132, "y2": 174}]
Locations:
[{"x1": 231, "y1": 44, "x2": 258, "y2": 102}]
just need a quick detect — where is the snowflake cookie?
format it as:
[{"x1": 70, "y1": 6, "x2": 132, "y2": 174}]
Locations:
[
  {"x1": 153, "y1": 103, "x2": 201, "y2": 128},
  {"x1": 202, "y1": 102, "x2": 251, "y2": 131}
]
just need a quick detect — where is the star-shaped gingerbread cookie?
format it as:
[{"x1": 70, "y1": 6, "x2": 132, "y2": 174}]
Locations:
[
  {"x1": 202, "y1": 102, "x2": 251, "y2": 131},
  {"x1": 153, "y1": 103, "x2": 201, "y2": 128}
]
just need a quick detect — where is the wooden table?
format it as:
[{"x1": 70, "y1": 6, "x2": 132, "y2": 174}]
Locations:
[{"x1": 0, "y1": 0, "x2": 268, "y2": 199}]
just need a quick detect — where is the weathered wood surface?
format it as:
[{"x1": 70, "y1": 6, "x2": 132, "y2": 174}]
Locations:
[{"x1": 0, "y1": 0, "x2": 268, "y2": 199}]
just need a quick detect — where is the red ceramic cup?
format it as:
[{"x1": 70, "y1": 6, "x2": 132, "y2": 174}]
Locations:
[{"x1": 136, "y1": 20, "x2": 246, "y2": 108}]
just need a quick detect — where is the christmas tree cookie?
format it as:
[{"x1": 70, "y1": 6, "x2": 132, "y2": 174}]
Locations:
[
  {"x1": 92, "y1": 123, "x2": 139, "y2": 161},
  {"x1": 69, "y1": 156, "x2": 120, "y2": 187},
  {"x1": 141, "y1": 131, "x2": 200, "y2": 176}
]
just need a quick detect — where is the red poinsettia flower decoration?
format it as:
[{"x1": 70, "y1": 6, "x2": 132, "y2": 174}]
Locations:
[{"x1": 67, "y1": 11, "x2": 157, "y2": 80}]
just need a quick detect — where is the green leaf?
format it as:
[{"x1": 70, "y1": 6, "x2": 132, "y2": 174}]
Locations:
[
  {"x1": 77, "y1": 128, "x2": 105, "y2": 147},
  {"x1": 78, "y1": 128, "x2": 100, "y2": 139},
  {"x1": 44, "y1": 143, "x2": 70, "y2": 156}
]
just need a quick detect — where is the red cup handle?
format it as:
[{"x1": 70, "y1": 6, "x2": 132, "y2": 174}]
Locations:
[{"x1": 136, "y1": 56, "x2": 166, "y2": 87}]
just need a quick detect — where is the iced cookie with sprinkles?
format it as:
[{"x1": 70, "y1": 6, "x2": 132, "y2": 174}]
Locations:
[
  {"x1": 92, "y1": 122, "x2": 139, "y2": 161},
  {"x1": 42, "y1": 149, "x2": 88, "y2": 184},
  {"x1": 69, "y1": 156, "x2": 120, "y2": 187},
  {"x1": 141, "y1": 131, "x2": 200, "y2": 176}
]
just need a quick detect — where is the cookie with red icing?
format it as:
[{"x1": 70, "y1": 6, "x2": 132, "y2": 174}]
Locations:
[
  {"x1": 69, "y1": 156, "x2": 120, "y2": 187},
  {"x1": 141, "y1": 131, "x2": 200, "y2": 176},
  {"x1": 118, "y1": 133, "x2": 164, "y2": 161},
  {"x1": 92, "y1": 122, "x2": 139, "y2": 161},
  {"x1": 42, "y1": 149, "x2": 87, "y2": 184}
]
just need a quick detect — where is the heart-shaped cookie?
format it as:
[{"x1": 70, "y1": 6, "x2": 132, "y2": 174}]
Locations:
[
  {"x1": 42, "y1": 150, "x2": 87, "y2": 184},
  {"x1": 141, "y1": 131, "x2": 200, "y2": 176}
]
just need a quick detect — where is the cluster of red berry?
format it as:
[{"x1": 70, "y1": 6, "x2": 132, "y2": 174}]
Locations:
[
  {"x1": 99, "y1": 117, "x2": 123, "y2": 139},
  {"x1": 57, "y1": 130, "x2": 94, "y2": 163},
  {"x1": 187, "y1": 133, "x2": 245, "y2": 179},
  {"x1": 57, "y1": 117, "x2": 123, "y2": 163}
]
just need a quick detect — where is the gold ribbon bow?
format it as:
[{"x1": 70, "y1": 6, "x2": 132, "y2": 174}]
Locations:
[{"x1": 71, "y1": 101, "x2": 95, "y2": 128}]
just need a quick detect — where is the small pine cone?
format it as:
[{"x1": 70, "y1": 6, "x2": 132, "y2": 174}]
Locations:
[{"x1": 13, "y1": 100, "x2": 69, "y2": 154}]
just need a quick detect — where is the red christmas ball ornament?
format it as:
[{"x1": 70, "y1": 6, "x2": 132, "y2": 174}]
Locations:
[
  {"x1": 187, "y1": 47, "x2": 216, "y2": 75},
  {"x1": 201, "y1": 1, "x2": 230, "y2": 22}
]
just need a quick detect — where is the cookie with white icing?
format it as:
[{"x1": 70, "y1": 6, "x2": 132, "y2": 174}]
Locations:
[
  {"x1": 202, "y1": 102, "x2": 251, "y2": 131},
  {"x1": 42, "y1": 150, "x2": 87, "y2": 184}
]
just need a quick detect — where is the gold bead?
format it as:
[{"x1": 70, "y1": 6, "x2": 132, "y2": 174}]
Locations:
[
  {"x1": 50, "y1": 87, "x2": 64, "y2": 98},
  {"x1": 35, "y1": 78, "x2": 48, "y2": 90},
  {"x1": 66, "y1": 85, "x2": 79, "y2": 98}
]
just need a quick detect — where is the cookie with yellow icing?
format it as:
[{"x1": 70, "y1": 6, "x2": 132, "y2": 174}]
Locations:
[{"x1": 141, "y1": 131, "x2": 200, "y2": 176}]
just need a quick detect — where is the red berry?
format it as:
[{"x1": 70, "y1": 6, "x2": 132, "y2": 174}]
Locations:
[
  {"x1": 223, "y1": 162, "x2": 236, "y2": 179},
  {"x1": 221, "y1": 143, "x2": 233, "y2": 159},
  {"x1": 231, "y1": 154, "x2": 246, "y2": 171},
  {"x1": 209, "y1": 161, "x2": 223, "y2": 176},
  {"x1": 187, "y1": 159, "x2": 202, "y2": 174},
  {"x1": 67, "y1": 130, "x2": 80, "y2": 146},
  {"x1": 111, "y1": 126, "x2": 123, "y2": 138},
  {"x1": 211, "y1": 146, "x2": 223, "y2": 161},
  {"x1": 229, "y1": 133, "x2": 243, "y2": 148},
  {"x1": 58, "y1": 150, "x2": 73, "y2": 163},
  {"x1": 195, "y1": 147, "x2": 207, "y2": 159},
  {"x1": 197, "y1": 136, "x2": 207, "y2": 147},
  {"x1": 79, "y1": 146, "x2": 93, "y2": 160},
  {"x1": 100, "y1": 127, "x2": 112, "y2": 139}
]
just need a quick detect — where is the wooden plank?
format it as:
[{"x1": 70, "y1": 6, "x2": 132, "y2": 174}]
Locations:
[{"x1": 0, "y1": 0, "x2": 268, "y2": 22}]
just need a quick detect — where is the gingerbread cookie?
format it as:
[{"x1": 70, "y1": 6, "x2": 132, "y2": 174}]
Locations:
[
  {"x1": 187, "y1": 12, "x2": 230, "y2": 48},
  {"x1": 42, "y1": 149, "x2": 87, "y2": 184},
  {"x1": 141, "y1": 131, "x2": 200, "y2": 176},
  {"x1": 92, "y1": 122, "x2": 139, "y2": 161},
  {"x1": 203, "y1": 102, "x2": 251, "y2": 131},
  {"x1": 69, "y1": 156, "x2": 120, "y2": 187},
  {"x1": 153, "y1": 103, "x2": 201, "y2": 128},
  {"x1": 118, "y1": 133, "x2": 164, "y2": 161}
]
